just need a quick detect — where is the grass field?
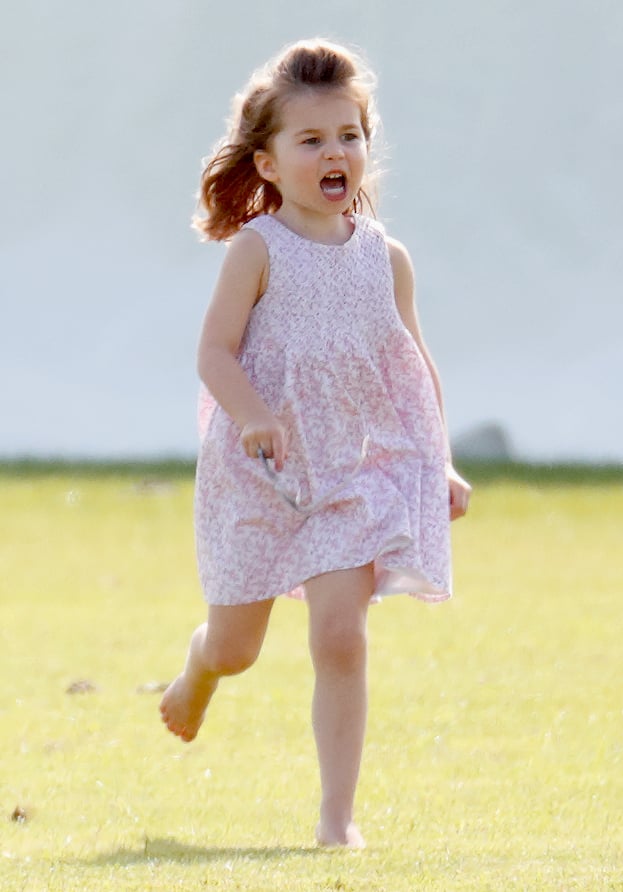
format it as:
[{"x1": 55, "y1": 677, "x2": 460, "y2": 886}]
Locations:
[{"x1": 1, "y1": 462, "x2": 622, "y2": 891}]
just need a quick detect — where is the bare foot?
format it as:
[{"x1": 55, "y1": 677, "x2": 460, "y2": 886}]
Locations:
[
  {"x1": 159, "y1": 673, "x2": 215, "y2": 742},
  {"x1": 159, "y1": 625, "x2": 217, "y2": 742},
  {"x1": 316, "y1": 820, "x2": 366, "y2": 849}
]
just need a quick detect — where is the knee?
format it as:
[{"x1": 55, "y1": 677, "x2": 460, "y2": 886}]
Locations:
[
  {"x1": 205, "y1": 638, "x2": 260, "y2": 677},
  {"x1": 310, "y1": 618, "x2": 367, "y2": 674}
]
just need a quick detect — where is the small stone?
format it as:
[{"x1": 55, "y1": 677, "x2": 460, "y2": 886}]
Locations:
[
  {"x1": 66, "y1": 679, "x2": 98, "y2": 694},
  {"x1": 10, "y1": 806, "x2": 29, "y2": 823}
]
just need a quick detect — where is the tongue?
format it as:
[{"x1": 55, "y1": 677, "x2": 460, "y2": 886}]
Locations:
[{"x1": 321, "y1": 176, "x2": 346, "y2": 199}]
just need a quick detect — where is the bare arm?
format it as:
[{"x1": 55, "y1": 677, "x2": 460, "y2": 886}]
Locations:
[
  {"x1": 387, "y1": 236, "x2": 471, "y2": 519},
  {"x1": 197, "y1": 229, "x2": 288, "y2": 469}
]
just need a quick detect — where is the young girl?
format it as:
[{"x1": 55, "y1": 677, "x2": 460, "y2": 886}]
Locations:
[{"x1": 160, "y1": 38, "x2": 471, "y2": 848}]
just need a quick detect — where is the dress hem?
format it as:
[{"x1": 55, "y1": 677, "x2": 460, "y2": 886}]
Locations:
[{"x1": 202, "y1": 555, "x2": 451, "y2": 607}]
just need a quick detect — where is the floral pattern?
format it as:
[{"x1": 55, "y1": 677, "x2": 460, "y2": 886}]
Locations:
[{"x1": 195, "y1": 214, "x2": 451, "y2": 605}]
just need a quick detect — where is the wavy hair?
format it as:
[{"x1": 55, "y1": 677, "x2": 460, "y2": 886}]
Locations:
[{"x1": 192, "y1": 39, "x2": 379, "y2": 241}]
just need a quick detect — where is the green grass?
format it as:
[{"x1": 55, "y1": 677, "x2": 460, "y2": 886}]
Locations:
[{"x1": 1, "y1": 463, "x2": 622, "y2": 891}]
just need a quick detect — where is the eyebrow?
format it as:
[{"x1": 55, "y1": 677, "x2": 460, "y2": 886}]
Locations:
[{"x1": 293, "y1": 124, "x2": 361, "y2": 137}]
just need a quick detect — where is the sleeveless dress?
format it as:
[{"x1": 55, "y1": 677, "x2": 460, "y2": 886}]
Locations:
[{"x1": 194, "y1": 213, "x2": 451, "y2": 605}]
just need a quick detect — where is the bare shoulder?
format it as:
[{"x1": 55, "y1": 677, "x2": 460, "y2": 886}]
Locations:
[
  {"x1": 224, "y1": 227, "x2": 269, "y2": 275},
  {"x1": 384, "y1": 235, "x2": 416, "y2": 318},
  {"x1": 227, "y1": 225, "x2": 269, "y2": 259},
  {"x1": 217, "y1": 226, "x2": 270, "y2": 300},
  {"x1": 385, "y1": 236, "x2": 415, "y2": 285}
]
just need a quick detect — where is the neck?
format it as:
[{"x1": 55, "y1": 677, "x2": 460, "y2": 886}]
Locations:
[{"x1": 273, "y1": 207, "x2": 354, "y2": 245}]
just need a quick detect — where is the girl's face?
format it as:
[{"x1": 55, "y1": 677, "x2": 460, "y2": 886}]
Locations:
[{"x1": 254, "y1": 88, "x2": 368, "y2": 226}]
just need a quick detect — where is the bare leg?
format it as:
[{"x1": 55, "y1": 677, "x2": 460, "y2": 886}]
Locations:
[
  {"x1": 305, "y1": 564, "x2": 374, "y2": 848},
  {"x1": 160, "y1": 599, "x2": 274, "y2": 742}
]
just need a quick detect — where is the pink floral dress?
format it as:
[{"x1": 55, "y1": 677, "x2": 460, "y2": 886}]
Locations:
[{"x1": 195, "y1": 214, "x2": 451, "y2": 605}]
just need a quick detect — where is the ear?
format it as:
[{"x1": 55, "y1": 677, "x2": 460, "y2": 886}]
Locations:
[{"x1": 254, "y1": 149, "x2": 279, "y2": 184}]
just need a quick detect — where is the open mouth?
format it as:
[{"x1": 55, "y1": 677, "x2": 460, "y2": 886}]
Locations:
[{"x1": 320, "y1": 172, "x2": 347, "y2": 201}]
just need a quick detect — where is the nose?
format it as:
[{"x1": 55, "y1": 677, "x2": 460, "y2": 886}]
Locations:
[{"x1": 323, "y1": 139, "x2": 345, "y2": 160}]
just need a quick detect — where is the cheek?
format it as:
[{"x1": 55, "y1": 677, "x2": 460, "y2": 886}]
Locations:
[
  {"x1": 351, "y1": 147, "x2": 368, "y2": 172},
  {"x1": 351, "y1": 141, "x2": 368, "y2": 162},
  {"x1": 295, "y1": 160, "x2": 319, "y2": 181}
]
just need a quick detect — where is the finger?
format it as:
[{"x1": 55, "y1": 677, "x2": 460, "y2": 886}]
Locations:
[
  {"x1": 451, "y1": 504, "x2": 465, "y2": 521},
  {"x1": 243, "y1": 436, "x2": 266, "y2": 460},
  {"x1": 449, "y1": 489, "x2": 469, "y2": 520},
  {"x1": 258, "y1": 441, "x2": 273, "y2": 460},
  {"x1": 272, "y1": 435, "x2": 286, "y2": 471},
  {"x1": 243, "y1": 438, "x2": 258, "y2": 459}
]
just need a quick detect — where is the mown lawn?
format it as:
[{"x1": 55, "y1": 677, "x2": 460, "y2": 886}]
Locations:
[{"x1": 1, "y1": 462, "x2": 621, "y2": 891}]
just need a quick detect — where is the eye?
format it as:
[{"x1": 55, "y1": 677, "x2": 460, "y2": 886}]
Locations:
[
  {"x1": 342, "y1": 132, "x2": 360, "y2": 142},
  {"x1": 302, "y1": 136, "x2": 321, "y2": 145}
]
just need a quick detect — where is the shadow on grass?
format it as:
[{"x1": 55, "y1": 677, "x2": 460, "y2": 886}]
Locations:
[{"x1": 83, "y1": 836, "x2": 330, "y2": 865}]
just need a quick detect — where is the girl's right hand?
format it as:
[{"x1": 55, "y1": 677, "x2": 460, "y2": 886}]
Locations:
[{"x1": 240, "y1": 417, "x2": 288, "y2": 471}]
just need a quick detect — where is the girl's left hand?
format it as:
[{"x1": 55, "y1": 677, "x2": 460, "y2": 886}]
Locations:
[{"x1": 447, "y1": 464, "x2": 472, "y2": 520}]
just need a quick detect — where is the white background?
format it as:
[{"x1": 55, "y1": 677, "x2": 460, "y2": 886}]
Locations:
[{"x1": 1, "y1": 2, "x2": 621, "y2": 461}]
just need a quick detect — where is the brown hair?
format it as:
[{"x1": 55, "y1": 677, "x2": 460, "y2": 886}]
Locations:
[{"x1": 192, "y1": 39, "x2": 379, "y2": 241}]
